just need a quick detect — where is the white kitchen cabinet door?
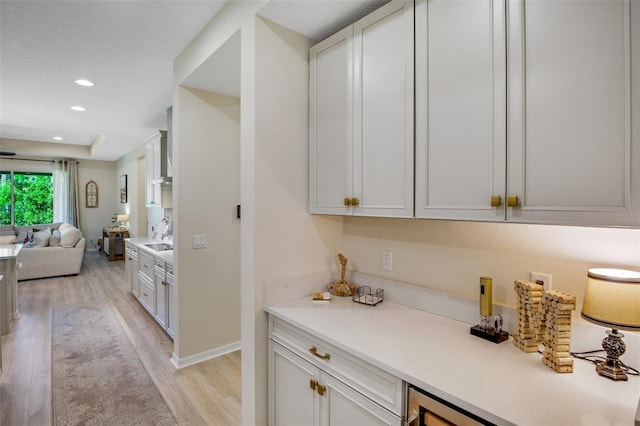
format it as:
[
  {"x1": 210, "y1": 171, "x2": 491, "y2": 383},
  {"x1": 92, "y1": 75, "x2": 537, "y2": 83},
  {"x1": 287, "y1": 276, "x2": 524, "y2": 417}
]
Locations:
[
  {"x1": 166, "y1": 265, "x2": 174, "y2": 338},
  {"x1": 321, "y1": 373, "x2": 402, "y2": 426},
  {"x1": 415, "y1": 0, "x2": 506, "y2": 221},
  {"x1": 310, "y1": 0, "x2": 414, "y2": 218},
  {"x1": 309, "y1": 27, "x2": 353, "y2": 215},
  {"x1": 269, "y1": 341, "x2": 320, "y2": 426},
  {"x1": 154, "y1": 260, "x2": 167, "y2": 329},
  {"x1": 125, "y1": 243, "x2": 139, "y2": 297},
  {"x1": 353, "y1": 0, "x2": 414, "y2": 218},
  {"x1": 507, "y1": 0, "x2": 640, "y2": 226}
]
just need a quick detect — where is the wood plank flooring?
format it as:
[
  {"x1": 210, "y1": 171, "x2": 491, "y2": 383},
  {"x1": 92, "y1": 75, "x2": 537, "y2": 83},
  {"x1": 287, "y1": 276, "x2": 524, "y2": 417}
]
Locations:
[{"x1": 0, "y1": 251, "x2": 241, "y2": 425}]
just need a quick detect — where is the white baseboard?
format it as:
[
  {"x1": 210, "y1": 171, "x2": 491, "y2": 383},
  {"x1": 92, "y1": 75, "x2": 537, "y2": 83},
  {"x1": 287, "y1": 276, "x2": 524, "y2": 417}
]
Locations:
[{"x1": 171, "y1": 340, "x2": 241, "y2": 369}]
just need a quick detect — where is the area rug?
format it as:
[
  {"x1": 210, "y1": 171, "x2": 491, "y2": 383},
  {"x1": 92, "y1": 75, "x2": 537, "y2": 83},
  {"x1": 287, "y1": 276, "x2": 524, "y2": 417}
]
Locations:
[{"x1": 52, "y1": 304, "x2": 176, "y2": 425}]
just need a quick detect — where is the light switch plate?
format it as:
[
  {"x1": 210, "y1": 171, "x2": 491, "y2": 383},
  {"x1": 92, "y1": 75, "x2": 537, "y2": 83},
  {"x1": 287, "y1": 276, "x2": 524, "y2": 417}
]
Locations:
[{"x1": 193, "y1": 234, "x2": 207, "y2": 249}]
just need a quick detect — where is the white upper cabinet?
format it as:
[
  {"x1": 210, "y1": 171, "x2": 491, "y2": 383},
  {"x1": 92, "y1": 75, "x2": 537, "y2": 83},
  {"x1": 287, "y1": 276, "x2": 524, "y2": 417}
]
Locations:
[
  {"x1": 415, "y1": 0, "x2": 506, "y2": 221},
  {"x1": 507, "y1": 0, "x2": 639, "y2": 226},
  {"x1": 310, "y1": 27, "x2": 353, "y2": 215},
  {"x1": 310, "y1": 0, "x2": 414, "y2": 218}
]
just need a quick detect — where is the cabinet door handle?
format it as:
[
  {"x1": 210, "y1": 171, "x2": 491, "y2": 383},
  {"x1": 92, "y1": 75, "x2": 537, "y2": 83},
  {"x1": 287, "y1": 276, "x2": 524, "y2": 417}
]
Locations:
[
  {"x1": 143, "y1": 293, "x2": 148, "y2": 297},
  {"x1": 507, "y1": 195, "x2": 520, "y2": 207},
  {"x1": 344, "y1": 197, "x2": 351, "y2": 206},
  {"x1": 309, "y1": 379, "x2": 318, "y2": 391},
  {"x1": 490, "y1": 195, "x2": 502, "y2": 207},
  {"x1": 317, "y1": 384, "x2": 326, "y2": 396},
  {"x1": 350, "y1": 197, "x2": 359, "y2": 206},
  {"x1": 309, "y1": 346, "x2": 330, "y2": 360}
]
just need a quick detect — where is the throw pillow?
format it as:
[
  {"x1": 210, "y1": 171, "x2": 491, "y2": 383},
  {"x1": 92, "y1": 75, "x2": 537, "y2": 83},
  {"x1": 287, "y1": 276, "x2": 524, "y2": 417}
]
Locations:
[
  {"x1": 49, "y1": 230, "x2": 61, "y2": 247},
  {"x1": 16, "y1": 226, "x2": 32, "y2": 243},
  {"x1": 60, "y1": 226, "x2": 82, "y2": 248},
  {"x1": 0, "y1": 235, "x2": 16, "y2": 244},
  {"x1": 32, "y1": 227, "x2": 51, "y2": 247}
]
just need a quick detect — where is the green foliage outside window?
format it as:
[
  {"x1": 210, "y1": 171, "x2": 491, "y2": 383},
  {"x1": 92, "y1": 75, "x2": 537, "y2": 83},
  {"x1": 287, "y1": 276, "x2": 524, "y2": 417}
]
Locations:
[{"x1": 0, "y1": 172, "x2": 53, "y2": 226}]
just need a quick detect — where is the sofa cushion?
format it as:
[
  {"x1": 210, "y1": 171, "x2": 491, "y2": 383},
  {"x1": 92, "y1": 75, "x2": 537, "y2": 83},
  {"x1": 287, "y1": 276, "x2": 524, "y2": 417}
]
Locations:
[
  {"x1": 49, "y1": 229, "x2": 61, "y2": 247},
  {"x1": 32, "y1": 227, "x2": 52, "y2": 247},
  {"x1": 60, "y1": 225, "x2": 82, "y2": 248},
  {"x1": 0, "y1": 235, "x2": 16, "y2": 244}
]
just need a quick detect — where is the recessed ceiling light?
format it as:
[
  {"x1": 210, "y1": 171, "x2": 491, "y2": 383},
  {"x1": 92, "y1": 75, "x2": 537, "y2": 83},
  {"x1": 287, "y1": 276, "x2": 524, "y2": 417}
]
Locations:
[
  {"x1": 70, "y1": 105, "x2": 86, "y2": 112},
  {"x1": 75, "y1": 79, "x2": 94, "y2": 87},
  {"x1": 53, "y1": 136, "x2": 63, "y2": 141}
]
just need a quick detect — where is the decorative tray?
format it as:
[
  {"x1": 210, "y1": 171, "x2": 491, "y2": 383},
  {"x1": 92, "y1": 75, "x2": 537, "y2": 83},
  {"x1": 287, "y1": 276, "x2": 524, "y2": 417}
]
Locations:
[{"x1": 352, "y1": 286, "x2": 384, "y2": 306}]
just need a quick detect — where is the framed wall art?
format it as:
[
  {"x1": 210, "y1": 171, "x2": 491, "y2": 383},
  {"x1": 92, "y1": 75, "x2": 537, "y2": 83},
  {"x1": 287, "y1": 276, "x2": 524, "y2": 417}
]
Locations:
[
  {"x1": 86, "y1": 180, "x2": 98, "y2": 208},
  {"x1": 120, "y1": 174, "x2": 128, "y2": 203}
]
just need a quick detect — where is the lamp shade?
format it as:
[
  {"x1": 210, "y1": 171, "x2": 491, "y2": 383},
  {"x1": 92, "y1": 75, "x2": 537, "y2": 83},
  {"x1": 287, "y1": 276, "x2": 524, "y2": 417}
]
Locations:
[
  {"x1": 582, "y1": 268, "x2": 640, "y2": 330},
  {"x1": 116, "y1": 214, "x2": 129, "y2": 223}
]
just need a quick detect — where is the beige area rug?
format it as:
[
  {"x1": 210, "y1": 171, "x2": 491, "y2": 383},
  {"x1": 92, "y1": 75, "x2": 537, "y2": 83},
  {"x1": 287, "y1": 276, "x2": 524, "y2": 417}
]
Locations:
[{"x1": 52, "y1": 304, "x2": 176, "y2": 426}]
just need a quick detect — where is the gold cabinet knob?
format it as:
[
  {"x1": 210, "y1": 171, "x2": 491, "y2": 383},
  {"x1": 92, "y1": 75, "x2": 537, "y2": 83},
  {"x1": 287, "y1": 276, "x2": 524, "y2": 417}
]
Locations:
[
  {"x1": 317, "y1": 384, "x2": 326, "y2": 396},
  {"x1": 507, "y1": 195, "x2": 520, "y2": 207},
  {"x1": 350, "y1": 197, "x2": 359, "y2": 206},
  {"x1": 344, "y1": 197, "x2": 351, "y2": 206},
  {"x1": 490, "y1": 195, "x2": 502, "y2": 207},
  {"x1": 310, "y1": 379, "x2": 318, "y2": 391}
]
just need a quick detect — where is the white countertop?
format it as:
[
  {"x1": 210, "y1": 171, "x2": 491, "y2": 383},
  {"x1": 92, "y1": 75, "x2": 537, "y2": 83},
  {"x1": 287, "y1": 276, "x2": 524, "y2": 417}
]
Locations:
[
  {"x1": 0, "y1": 244, "x2": 22, "y2": 259},
  {"x1": 124, "y1": 238, "x2": 173, "y2": 264},
  {"x1": 266, "y1": 296, "x2": 640, "y2": 426}
]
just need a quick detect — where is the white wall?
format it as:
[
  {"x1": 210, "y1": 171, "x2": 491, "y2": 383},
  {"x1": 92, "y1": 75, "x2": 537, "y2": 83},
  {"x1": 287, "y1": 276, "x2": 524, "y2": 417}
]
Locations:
[
  {"x1": 174, "y1": 86, "x2": 241, "y2": 360},
  {"x1": 250, "y1": 17, "x2": 343, "y2": 425},
  {"x1": 77, "y1": 160, "x2": 118, "y2": 248},
  {"x1": 342, "y1": 218, "x2": 640, "y2": 314},
  {"x1": 116, "y1": 144, "x2": 146, "y2": 237}
]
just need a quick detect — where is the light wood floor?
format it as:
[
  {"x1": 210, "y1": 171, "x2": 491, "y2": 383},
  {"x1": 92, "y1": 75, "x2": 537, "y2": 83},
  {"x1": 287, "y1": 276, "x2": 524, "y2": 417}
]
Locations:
[{"x1": 0, "y1": 251, "x2": 241, "y2": 425}]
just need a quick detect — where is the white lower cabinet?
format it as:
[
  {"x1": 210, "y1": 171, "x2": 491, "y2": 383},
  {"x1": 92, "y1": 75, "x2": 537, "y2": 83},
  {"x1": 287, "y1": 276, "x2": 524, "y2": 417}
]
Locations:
[
  {"x1": 154, "y1": 259, "x2": 174, "y2": 338},
  {"x1": 269, "y1": 317, "x2": 403, "y2": 426},
  {"x1": 127, "y1": 242, "x2": 175, "y2": 338},
  {"x1": 124, "y1": 243, "x2": 139, "y2": 297}
]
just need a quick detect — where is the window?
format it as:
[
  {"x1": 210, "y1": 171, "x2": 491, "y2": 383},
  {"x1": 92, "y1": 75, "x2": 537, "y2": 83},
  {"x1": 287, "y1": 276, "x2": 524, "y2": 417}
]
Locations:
[{"x1": 0, "y1": 171, "x2": 53, "y2": 226}]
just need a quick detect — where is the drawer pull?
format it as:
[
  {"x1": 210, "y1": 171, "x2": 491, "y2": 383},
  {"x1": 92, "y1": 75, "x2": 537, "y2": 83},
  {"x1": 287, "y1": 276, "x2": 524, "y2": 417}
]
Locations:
[
  {"x1": 317, "y1": 384, "x2": 326, "y2": 396},
  {"x1": 309, "y1": 379, "x2": 317, "y2": 391},
  {"x1": 309, "y1": 346, "x2": 330, "y2": 360},
  {"x1": 143, "y1": 293, "x2": 148, "y2": 297}
]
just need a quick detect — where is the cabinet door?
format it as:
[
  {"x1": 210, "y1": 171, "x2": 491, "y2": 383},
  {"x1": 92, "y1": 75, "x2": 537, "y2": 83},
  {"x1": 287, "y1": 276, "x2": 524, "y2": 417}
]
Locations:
[
  {"x1": 154, "y1": 261, "x2": 167, "y2": 329},
  {"x1": 269, "y1": 341, "x2": 319, "y2": 426},
  {"x1": 310, "y1": 26, "x2": 353, "y2": 215},
  {"x1": 145, "y1": 143, "x2": 156, "y2": 207},
  {"x1": 415, "y1": 0, "x2": 506, "y2": 221},
  {"x1": 166, "y1": 265, "x2": 174, "y2": 338},
  {"x1": 507, "y1": 0, "x2": 640, "y2": 226},
  {"x1": 353, "y1": 0, "x2": 414, "y2": 218},
  {"x1": 320, "y1": 373, "x2": 401, "y2": 426},
  {"x1": 138, "y1": 273, "x2": 155, "y2": 315}
]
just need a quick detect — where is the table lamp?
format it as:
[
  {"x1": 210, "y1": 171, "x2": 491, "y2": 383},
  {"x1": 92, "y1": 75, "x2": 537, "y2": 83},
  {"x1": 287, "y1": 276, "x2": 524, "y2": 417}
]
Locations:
[
  {"x1": 113, "y1": 214, "x2": 129, "y2": 229},
  {"x1": 581, "y1": 268, "x2": 640, "y2": 381}
]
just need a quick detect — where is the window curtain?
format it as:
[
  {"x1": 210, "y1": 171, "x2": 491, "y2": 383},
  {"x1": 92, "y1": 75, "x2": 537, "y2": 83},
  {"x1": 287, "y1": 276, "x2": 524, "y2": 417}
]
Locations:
[{"x1": 52, "y1": 160, "x2": 80, "y2": 227}]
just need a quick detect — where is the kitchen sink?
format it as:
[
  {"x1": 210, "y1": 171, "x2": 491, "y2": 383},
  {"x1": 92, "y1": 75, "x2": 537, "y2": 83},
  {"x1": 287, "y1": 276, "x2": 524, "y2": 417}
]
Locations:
[{"x1": 144, "y1": 242, "x2": 173, "y2": 251}]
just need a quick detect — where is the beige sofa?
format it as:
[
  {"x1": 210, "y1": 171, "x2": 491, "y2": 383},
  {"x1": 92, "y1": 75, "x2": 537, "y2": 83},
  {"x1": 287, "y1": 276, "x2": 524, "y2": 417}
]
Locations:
[{"x1": 0, "y1": 222, "x2": 85, "y2": 281}]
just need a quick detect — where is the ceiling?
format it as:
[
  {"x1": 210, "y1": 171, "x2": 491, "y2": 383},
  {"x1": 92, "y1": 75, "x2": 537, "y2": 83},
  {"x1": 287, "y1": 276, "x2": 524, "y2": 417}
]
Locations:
[{"x1": 1, "y1": 0, "x2": 387, "y2": 162}]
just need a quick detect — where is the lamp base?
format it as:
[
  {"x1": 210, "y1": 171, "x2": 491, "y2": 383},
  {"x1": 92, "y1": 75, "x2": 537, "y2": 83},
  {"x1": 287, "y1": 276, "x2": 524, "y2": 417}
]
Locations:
[
  {"x1": 596, "y1": 329, "x2": 628, "y2": 381},
  {"x1": 596, "y1": 359, "x2": 628, "y2": 381}
]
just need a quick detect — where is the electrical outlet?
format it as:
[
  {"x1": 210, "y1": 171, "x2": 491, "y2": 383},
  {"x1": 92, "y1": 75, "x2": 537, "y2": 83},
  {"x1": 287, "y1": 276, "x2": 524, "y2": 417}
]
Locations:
[
  {"x1": 382, "y1": 250, "x2": 392, "y2": 271},
  {"x1": 530, "y1": 272, "x2": 552, "y2": 291}
]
